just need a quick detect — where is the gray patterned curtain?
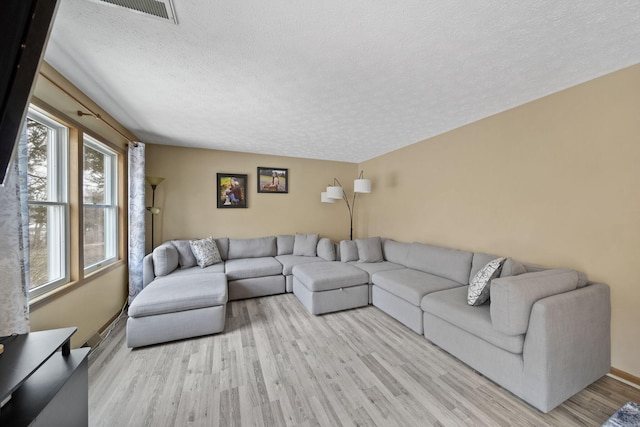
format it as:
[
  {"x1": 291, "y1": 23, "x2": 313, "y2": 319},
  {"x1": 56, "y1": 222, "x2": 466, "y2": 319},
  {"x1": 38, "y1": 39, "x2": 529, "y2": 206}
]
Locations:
[
  {"x1": 128, "y1": 142, "x2": 146, "y2": 303},
  {"x1": 0, "y1": 126, "x2": 30, "y2": 335}
]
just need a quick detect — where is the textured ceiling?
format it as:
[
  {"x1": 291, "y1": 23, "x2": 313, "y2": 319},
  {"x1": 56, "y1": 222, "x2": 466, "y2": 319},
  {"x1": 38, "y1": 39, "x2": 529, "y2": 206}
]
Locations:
[{"x1": 45, "y1": 1, "x2": 640, "y2": 163}]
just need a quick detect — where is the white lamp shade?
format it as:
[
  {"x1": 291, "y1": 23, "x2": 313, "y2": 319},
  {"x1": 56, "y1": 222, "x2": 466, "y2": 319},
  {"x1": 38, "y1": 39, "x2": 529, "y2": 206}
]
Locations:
[
  {"x1": 354, "y1": 178, "x2": 371, "y2": 193},
  {"x1": 321, "y1": 192, "x2": 336, "y2": 203},
  {"x1": 326, "y1": 185, "x2": 344, "y2": 199}
]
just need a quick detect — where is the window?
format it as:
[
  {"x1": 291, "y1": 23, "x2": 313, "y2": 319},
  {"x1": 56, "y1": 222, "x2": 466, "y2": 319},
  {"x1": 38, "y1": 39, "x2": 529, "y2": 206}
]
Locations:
[
  {"x1": 26, "y1": 108, "x2": 69, "y2": 298},
  {"x1": 25, "y1": 103, "x2": 123, "y2": 301},
  {"x1": 83, "y1": 136, "x2": 118, "y2": 272}
]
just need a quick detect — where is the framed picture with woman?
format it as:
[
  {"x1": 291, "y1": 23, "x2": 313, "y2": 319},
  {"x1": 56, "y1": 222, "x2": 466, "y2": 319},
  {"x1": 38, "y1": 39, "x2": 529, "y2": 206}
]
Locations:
[
  {"x1": 217, "y1": 173, "x2": 248, "y2": 208},
  {"x1": 257, "y1": 167, "x2": 288, "y2": 194}
]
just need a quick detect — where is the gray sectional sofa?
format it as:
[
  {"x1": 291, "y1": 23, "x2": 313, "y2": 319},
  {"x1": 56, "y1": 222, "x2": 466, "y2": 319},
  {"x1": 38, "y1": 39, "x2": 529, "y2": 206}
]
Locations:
[{"x1": 126, "y1": 234, "x2": 610, "y2": 413}]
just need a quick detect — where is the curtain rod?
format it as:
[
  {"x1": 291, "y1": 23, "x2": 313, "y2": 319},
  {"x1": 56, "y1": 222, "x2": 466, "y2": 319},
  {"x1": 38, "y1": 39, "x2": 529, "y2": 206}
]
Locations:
[{"x1": 38, "y1": 72, "x2": 138, "y2": 147}]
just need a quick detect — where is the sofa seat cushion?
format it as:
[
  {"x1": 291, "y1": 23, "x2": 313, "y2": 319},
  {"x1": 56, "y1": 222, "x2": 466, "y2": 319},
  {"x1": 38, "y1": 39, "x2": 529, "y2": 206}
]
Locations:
[
  {"x1": 275, "y1": 255, "x2": 325, "y2": 275},
  {"x1": 167, "y1": 263, "x2": 226, "y2": 278},
  {"x1": 372, "y1": 268, "x2": 462, "y2": 306},
  {"x1": 129, "y1": 273, "x2": 228, "y2": 318},
  {"x1": 421, "y1": 286, "x2": 525, "y2": 354},
  {"x1": 348, "y1": 261, "x2": 404, "y2": 284},
  {"x1": 225, "y1": 257, "x2": 283, "y2": 280},
  {"x1": 292, "y1": 261, "x2": 368, "y2": 292}
]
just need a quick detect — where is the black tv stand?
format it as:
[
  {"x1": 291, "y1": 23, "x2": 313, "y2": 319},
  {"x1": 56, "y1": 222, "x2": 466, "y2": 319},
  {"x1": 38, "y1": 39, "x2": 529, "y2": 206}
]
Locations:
[{"x1": 0, "y1": 327, "x2": 89, "y2": 426}]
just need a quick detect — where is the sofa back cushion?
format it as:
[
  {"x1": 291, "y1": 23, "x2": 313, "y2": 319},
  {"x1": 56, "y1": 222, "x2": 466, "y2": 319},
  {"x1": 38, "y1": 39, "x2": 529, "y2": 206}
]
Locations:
[
  {"x1": 382, "y1": 239, "x2": 410, "y2": 265},
  {"x1": 500, "y1": 258, "x2": 527, "y2": 278},
  {"x1": 277, "y1": 235, "x2": 295, "y2": 255},
  {"x1": 406, "y1": 242, "x2": 473, "y2": 284},
  {"x1": 317, "y1": 237, "x2": 336, "y2": 261},
  {"x1": 152, "y1": 242, "x2": 179, "y2": 277},
  {"x1": 340, "y1": 240, "x2": 359, "y2": 262},
  {"x1": 228, "y1": 236, "x2": 276, "y2": 259},
  {"x1": 293, "y1": 233, "x2": 319, "y2": 256},
  {"x1": 490, "y1": 268, "x2": 584, "y2": 335},
  {"x1": 171, "y1": 240, "x2": 197, "y2": 269},
  {"x1": 215, "y1": 237, "x2": 229, "y2": 261}
]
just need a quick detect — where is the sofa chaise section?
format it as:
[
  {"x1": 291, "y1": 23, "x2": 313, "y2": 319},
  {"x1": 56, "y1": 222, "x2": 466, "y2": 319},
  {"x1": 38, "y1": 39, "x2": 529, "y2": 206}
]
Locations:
[{"x1": 128, "y1": 255, "x2": 228, "y2": 348}]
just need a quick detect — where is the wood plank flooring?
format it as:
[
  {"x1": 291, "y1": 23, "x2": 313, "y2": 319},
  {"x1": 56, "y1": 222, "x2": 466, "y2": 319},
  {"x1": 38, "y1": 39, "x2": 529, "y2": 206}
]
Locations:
[{"x1": 88, "y1": 294, "x2": 640, "y2": 426}]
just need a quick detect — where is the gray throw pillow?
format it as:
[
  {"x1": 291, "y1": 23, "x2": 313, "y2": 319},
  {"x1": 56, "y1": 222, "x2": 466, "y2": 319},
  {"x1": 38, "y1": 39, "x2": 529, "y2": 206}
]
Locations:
[
  {"x1": 355, "y1": 237, "x2": 383, "y2": 263},
  {"x1": 189, "y1": 236, "x2": 222, "y2": 268},
  {"x1": 317, "y1": 238, "x2": 336, "y2": 261},
  {"x1": 152, "y1": 242, "x2": 179, "y2": 277},
  {"x1": 467, "y1": 257, "x2": 505, "y2": 306},
  {"x1": 277, "y1": 235, "x2": 295, "y2": 255},
  {"x1": 293, "y1": 233, "x2": 318, "y2": 257},
  {"x1": 339, "y1": 240, "x2": 359, "y2": 262},
  {"x1": 171, "y1": 240, "x2": 197, "y2": 269}
]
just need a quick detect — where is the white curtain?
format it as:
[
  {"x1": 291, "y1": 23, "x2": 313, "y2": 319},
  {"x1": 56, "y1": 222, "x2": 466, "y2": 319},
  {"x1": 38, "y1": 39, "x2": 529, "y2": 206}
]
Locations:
[
  {"x1": 128, "y1": 142, "x2": 146, "y2": 303},
  {"x1": 0, "y1": 126, "x2": 30, "y2": 335}
]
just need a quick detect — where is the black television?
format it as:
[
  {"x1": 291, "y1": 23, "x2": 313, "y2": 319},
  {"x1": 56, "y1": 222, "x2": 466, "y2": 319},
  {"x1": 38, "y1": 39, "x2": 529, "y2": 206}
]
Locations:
[{"x1": 0, "y1": 0, "x2": 59, "y2": 185}]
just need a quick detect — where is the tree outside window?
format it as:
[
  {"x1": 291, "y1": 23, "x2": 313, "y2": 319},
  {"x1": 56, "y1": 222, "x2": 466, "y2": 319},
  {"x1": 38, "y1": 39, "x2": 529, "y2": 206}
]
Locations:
[
  {"x1": 26, "y1": 109, "x2": 68, "y2": 295},
  {"x1": 83, "y1": 137, "x2": 117, "y2": 270}
]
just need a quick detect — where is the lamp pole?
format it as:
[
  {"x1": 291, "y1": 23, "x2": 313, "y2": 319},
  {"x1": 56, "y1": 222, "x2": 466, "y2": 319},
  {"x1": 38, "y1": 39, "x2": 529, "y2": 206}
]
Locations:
[
  {"x1": 145, "y1": 176, "x2": 164, "y2": 252},
  {"x1": 327, "y1": 178, "x2": 359, "y2": 240},
  {"x1": 150, "y1": 184, "x2": 157, "y2": 249}
]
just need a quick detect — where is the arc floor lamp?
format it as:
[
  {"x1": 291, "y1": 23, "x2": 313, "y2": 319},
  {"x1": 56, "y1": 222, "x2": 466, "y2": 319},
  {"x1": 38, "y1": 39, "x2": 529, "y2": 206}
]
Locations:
[{"x1": 321, "y1": 171, "x2": 371, "y2": 240}]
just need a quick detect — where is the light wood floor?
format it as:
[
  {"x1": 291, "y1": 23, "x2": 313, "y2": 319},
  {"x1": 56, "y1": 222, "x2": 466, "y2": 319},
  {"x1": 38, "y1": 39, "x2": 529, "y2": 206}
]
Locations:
[{"x1": 88, "y1": 293, "x2": 640, "y2": 426}]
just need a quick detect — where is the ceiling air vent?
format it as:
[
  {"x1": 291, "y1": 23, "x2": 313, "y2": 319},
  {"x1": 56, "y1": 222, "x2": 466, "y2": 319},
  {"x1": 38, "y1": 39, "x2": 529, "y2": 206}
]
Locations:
[{"x1": 88, "y1": 0, "x2": 178, "y2": 24}]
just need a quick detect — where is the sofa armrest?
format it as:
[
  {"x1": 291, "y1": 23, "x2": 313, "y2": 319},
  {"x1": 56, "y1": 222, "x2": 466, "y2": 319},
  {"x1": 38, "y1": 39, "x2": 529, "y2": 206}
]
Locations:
[
  {"x1": 490, "y1": 269, "x2": 584, "y2": 335},
  {"x1": 142, "y1": 253, "x2": 155, "y2": 288},
  {"x1": 522, "y1": 283, "x2": 611, "y2": 412}
]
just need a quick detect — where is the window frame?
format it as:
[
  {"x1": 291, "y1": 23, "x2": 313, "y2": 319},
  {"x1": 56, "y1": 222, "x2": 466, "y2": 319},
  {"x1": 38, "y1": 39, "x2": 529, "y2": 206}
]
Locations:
[
  {"x1": 82, "y1": 135, "x2": 119, "y2": 273},
  {"x1": 26, "y1": 107, "x2": 70, "y2": 299}
]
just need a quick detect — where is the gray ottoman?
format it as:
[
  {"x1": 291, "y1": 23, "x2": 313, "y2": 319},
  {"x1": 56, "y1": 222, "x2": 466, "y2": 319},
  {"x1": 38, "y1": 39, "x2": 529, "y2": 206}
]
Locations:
[
  {"x1": 292, "y1": 261, "x2": 369, "y2": 315},
  {"x1": 126, "y1": 273, "x2": 228, "y2": 348}
]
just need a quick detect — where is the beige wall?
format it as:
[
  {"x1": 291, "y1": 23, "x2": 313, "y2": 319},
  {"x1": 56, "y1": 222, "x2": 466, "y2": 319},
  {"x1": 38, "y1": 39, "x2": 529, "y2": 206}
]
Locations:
[
  {"x1": 28, "y1": 63, "x2": 134, "y2": 346},
  {"x1": 358, "y1": 64, "x2": 640, "y2": 378},
  {"x1": 145, "y1": 145, "x2": 357, "y2": 246},
  {"x1": 30, "y1": 267, "x2": 128, "y2": 348}
]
